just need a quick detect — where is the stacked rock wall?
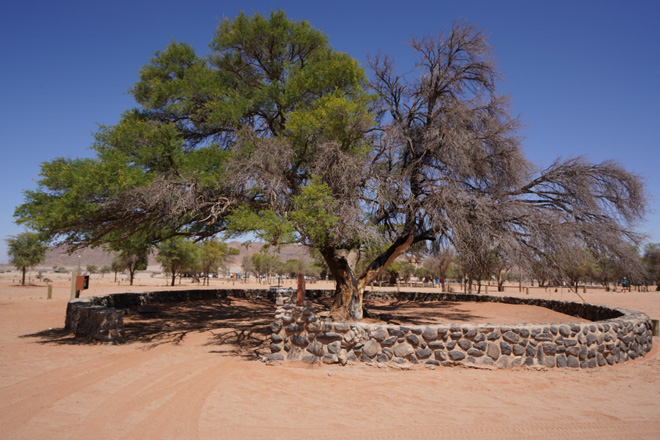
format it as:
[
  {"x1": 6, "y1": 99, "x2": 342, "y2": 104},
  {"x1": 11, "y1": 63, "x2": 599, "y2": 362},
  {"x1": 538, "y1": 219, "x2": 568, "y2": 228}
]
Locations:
[
  {"x1": 65, "y1": 289, "x2": 653, "y2": 369},
  {"x1": 268, "y1": 293, "x2": 653, "y2": 369}
]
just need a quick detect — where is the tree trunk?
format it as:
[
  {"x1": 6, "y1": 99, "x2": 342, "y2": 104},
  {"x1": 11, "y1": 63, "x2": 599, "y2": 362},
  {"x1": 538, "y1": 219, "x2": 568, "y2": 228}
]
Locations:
[
  {"x1": 170, "y1": 272, "x2": 176, "y2": 286},
  {"x1": 21, "y1": 267, "x2": 26, "y2": 286},
  {"x1": 330, "y1": 276, "x2": 364, "y2": 321}
]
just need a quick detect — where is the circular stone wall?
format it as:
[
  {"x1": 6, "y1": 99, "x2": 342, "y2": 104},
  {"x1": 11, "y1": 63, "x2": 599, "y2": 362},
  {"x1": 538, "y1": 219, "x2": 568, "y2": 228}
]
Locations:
[
  {"x1": 268, "y1": 291, "x2": 653, "y2": 369},
  {"x1": 63, "y1": 289, "x2": 653, "y2": 369}
]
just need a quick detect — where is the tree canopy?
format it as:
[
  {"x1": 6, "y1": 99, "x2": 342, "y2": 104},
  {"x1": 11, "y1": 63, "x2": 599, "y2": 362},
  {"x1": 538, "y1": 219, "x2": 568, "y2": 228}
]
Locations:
[
  {"x1": 6, "y1": 232, "x2": 48, "y2": 286},
  {"x1": 15, "y1": 11, "x2": 647, "y2": 320}
]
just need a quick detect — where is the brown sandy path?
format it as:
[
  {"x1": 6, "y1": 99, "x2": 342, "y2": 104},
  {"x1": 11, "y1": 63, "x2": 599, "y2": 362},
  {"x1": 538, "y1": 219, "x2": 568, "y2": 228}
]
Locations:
[{"x1": 0, "y1": 275, "x2": 659, "y2": 439}]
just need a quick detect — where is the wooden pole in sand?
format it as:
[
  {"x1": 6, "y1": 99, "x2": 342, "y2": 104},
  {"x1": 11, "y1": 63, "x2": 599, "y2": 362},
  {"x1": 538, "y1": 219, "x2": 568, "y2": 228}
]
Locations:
[{"x1": 296, "y1": 273, "x2": 305, "y2": 306}]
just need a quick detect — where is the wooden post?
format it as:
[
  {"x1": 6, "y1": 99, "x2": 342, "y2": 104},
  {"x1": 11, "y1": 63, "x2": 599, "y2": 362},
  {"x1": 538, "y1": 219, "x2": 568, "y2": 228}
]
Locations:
[
  {"x1": 652, "y1": 319, "x2": 659, "y2": 337},
  {"x1": 296, "y1": 273, "x2": 305, "y2": 306},
  {"x1": 525, "y1": 287, "x2": 529, "y2": 295},
  {"x1": 47, "y1": 284, "x2": 52, "y2": 300}
]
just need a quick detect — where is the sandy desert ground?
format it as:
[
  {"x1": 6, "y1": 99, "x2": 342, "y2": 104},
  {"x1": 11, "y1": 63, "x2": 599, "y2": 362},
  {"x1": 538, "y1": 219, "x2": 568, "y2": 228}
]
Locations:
[{"x1": 1, "y1": 272, "x2": 659, "y2": 439}]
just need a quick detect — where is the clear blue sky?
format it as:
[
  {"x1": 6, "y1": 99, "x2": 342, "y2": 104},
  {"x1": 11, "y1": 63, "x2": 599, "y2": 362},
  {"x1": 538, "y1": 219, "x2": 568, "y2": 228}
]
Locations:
[{"x1": 1, "y1": 0, "x2": 659, "y2": 263}]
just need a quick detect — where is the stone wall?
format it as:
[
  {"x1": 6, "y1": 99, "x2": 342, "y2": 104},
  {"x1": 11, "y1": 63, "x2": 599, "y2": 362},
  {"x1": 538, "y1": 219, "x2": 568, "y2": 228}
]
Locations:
[
  {"x1": 268, "y1": 293, "x2": 653, "y2": 369},
  {"x1": 65, "y1": 289, "x2": 653, "y2": 370}
]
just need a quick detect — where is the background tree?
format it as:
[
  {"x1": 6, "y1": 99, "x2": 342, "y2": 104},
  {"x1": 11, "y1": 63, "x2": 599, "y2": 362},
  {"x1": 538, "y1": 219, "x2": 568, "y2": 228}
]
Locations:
[
  {"x1": 6, "y1": 232, "x2": 48, "y2": 286},
  {"x1": 642, "y1": 244, "x2": 660, "y2": 291},
  {"x1": 198, "y1": 239, "x2": 238, "y2": 285},
  {"x1": 86, "y1": 265, "x2": 97, "y2": 274},
  {"x1": 15, "y1": 13, "x2": 647, "y2": 320},
  {"x1": 156, "y1": 237, "x2": 199, "y2": 286}
]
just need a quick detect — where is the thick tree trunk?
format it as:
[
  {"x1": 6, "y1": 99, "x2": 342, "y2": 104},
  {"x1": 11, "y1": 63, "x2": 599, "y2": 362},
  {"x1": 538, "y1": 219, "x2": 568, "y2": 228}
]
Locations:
[
  {"x1": 21, "y1": 267, "x2": 26, "y2": 286},
  {"x1": 330, "y1": 277, "x2": 364, "y2": 321}
]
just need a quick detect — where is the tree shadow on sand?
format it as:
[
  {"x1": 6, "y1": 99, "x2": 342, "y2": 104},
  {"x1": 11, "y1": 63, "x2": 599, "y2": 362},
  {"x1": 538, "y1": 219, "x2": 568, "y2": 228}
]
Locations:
[
  {"x1": 21, "y1": 298, "x2": 275, "y2": 360},
  {"x1": 21, "y1": 297, "x2": 488, "y2": 359},
  {"x1": 363, "y1": 300, "x2": 488, "y2": 325}
]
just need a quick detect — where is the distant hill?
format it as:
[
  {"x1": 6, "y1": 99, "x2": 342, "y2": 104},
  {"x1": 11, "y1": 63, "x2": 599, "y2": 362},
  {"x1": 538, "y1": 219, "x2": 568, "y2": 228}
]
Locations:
[{"x1": 41, "y1": 241, "x2": 312, "y2": 273}]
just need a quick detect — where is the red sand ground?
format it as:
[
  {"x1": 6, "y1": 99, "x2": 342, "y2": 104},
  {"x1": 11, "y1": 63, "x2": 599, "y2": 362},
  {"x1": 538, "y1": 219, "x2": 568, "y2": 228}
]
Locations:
[{"x1": 1, "y1": 274, "x2": 659, "y2": 439}]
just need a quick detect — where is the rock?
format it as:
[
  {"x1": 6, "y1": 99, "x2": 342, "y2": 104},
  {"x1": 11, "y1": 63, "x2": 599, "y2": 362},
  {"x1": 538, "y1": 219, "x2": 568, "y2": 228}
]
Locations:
[
  {"x1": 394, "y1": 342, "x2": 415, "y2": 358},
  {"x1": 556, "y1": 354, "x2": 567, "y2": 368},
  {"x1": 487, "y1": 342, "x2": 500, "y2": 360},
  {"x1": 510, "y1": 357, "x2": 523, "y2": 368},
  {"x1": 500, "y1": 341, "x2": 512, "y2": 356},
  {"x1": 307, "y1": 340, "x2": 325, "y2": 357},
  {"x1": 473, "y1": 341, "x2": 487, "y2": 351},
  {"x1": 322, "y1": 354, "x2": 338, "y2": 364},
  {"x1": 416, "y1": 347, "x2": 432, "y2": 359},
  {"x1": 458, "y1": 339, "x2": 472, "y2": 351},
  {"x1": 377, "y1": 353, "x2": 389, "y2": 363},
  {"x1": 542, "y1": 343, "x2": 558, "y2": 355},
  {"x1": 448, "y1": 350, "x2": 466, "y2": 361},
  {"x1": 425, "y1": 359, "x2": 440, "y2": 366},
  {"x1": 487, "y1": 329, "x2": 502, "y2": 340},
  {"x1": 382, "y1": 347, "x2": 394, "y2": 359},
  {"x1": 268, "y1": 353, "x2": 284, "y2": 361},
  {"x1": 525, "y1": 345, "x2": 536, "y2": 356},
  {"x1": 392, "y1": 357, "x2": 407, "y2": 364},
  {"x1": 381, "y1": 336, "x2": 397, "y2": 347},
  {"x1": 429, "y1": 341, "x2": 446, "y2": 350},
  {"x1": 302, "y1": 355, "x2": 319, "y2": 364},
  {"x1": 362, "y1": 339, "x2": 380, "y2": 358},
  {"x1": 316, "y1": 332, "x2": 342, "y2": 343},
  {"x1": 535, "y1": 333, "x2": 554, "y2": 342},
  {"x1": 496, "y1": 356, "x2": 509, "y2": 369},
  {"x1": 290, "y1": 334, "x2": 309, "y2": 347},
  {"x1": 463, "y1": 328, "x2": 478, "y2": 338},
  {"x1": 338, "y1": 349, "x2": 348, "y2": 366},
  {"x1": 467, "y1": 348, "x2": 484, "y2": 357},
  {"x1": 370, "y1": 327, "x2": 388, "y2": 342},
  {"x1": 503, "y1": 331, "x2": 520, "y2": 344},
  {"x1": 334, "y1": 322, "x2": 350, "y2": 332},
  {"x1": 287, "y1": 346, "x2": 303, "y2": 361},
  {"x1": 543, "y1": 355, "x2": 556, "y2": 368},
  {"x1": 270, "y1": 343, "x2": 282, "y2": 353},
  {"x1": 271, "y1": 333, "x2": 283, "y2": 343},
  {"x1": 434, "y1": 350, "x2": 447, "y2": 361},
  {"x1": 327, "y1": 341, "x2": 341, "y2": 354},
  {"x1": 559, "y1": 325, "x2": 570, "y2": 337},
  {"x1": 406, "y1": 334, "x2": 420, "y2": 346},
  {"x1": 270, "y1": 321, "x2": 282, "y2": 333},
  {"x1": 586, "y1": 334, "x2": 597, "y2": 346},
  {"x1": 567, "y1": 355, "x2": 580, "y2": 368},
  {"x1": 388, "y1": 327, "x2": 405, "y2": 337},
  {"x1": 449, "y1": 332, "x2": 463, "y2": 340},
  {"x1": 473, "y1": 333, "x2": 486, "y2": 343},
  {"x1": 422, "y1": 327, "x2": 438, "y2": 341},
  {"x1": 285, "y1": 323, "x2": 304, "y2": 333},
  {"x1": 446, "y1": 341, "x2": 457, "y2": 350},
  {"x1": 597, "y1": 353, "x2": 607, "y2": 367}
]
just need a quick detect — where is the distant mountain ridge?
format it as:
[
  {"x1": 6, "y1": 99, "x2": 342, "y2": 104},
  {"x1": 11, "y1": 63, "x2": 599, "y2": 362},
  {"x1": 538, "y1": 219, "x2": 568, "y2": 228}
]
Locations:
[{"x1": 41, "y1": 241, "x2": 311, "y2": 272}]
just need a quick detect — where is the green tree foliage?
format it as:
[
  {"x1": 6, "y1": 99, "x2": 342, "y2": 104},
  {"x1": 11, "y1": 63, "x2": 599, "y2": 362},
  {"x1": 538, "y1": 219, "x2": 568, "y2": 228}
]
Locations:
[
  {"x1": 15, "y1": 12, "x2": 648, "y2": 320},
  {"x1": 156, "y1": 237, "x2": 199, "y2": 286},
  {"x1": 198, "y1": 238, "x2": 238, "y2": 285},
  {"x1": 6, "y1": 232, "x2": 48, "y2": 285}
]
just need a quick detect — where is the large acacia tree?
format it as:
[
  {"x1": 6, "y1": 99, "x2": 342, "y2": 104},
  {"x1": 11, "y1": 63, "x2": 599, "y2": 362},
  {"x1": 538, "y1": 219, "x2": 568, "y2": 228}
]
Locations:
[{"x1": 15, "y1": 12, "x2": 646, "y2": 320}]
